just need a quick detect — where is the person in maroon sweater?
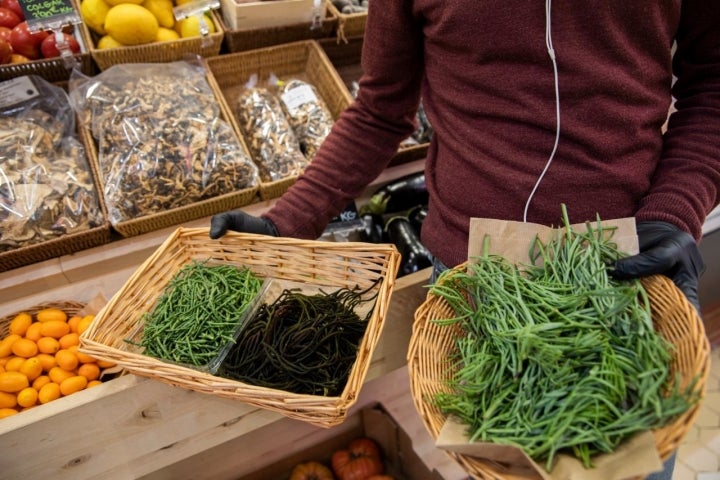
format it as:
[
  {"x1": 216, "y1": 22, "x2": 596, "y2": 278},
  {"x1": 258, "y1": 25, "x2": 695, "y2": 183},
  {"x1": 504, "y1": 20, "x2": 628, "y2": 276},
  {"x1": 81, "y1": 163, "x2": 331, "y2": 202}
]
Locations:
[{"x1": 211, "y1": 2, "x2": 718, "y2": 476}]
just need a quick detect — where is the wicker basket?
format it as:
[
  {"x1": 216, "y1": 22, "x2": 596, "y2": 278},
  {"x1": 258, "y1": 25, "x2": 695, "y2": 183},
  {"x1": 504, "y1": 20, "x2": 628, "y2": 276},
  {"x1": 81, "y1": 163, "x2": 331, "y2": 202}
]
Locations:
[
  {"x1": 326, "y1": 2, "x2": 367, "y2": 40},
  {"x1": 79, "y1": 68, "x2": 259, "y2": 239},
  {"x1": 204, "y1": 40, "x2": 353, "y2": 200},
  {"x1": 0, "y1": 117, "x2": 112, "y2": 273},
  {"x1": 78, "y1": 9, "x2": 224, "y2": 71},
  {"x1": 80, "y1": 227, "x2": 401, "y2": 427},
  {"x1": 407, "y1": 270, "x2": 711, "y2": 480}
]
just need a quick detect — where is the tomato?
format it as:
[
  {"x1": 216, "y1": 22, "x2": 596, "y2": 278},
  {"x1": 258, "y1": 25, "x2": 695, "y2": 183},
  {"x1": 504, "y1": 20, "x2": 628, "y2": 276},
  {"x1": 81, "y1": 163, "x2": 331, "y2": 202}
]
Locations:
[
  {"x1": 0, "y1": 37, "x2": 10, "y2": 64},
  {"x1": 289, "y1": 461, "x2": 336, "y2": 480},
  {"x1": 0, "y1": 0, "x2": 22, "y2": 20},
  {"x1": 331, "y1": 437, "x2": 384, "y2": 480},
  {"x1": 40, "y1": 32, "x2": 80, "y2": 59},
  {"x1": 0, "y1": 7, "x2": 20, "y2": 29},
  {"x1": 9, "y1": 21, "x2": 48, "y2": 60}
]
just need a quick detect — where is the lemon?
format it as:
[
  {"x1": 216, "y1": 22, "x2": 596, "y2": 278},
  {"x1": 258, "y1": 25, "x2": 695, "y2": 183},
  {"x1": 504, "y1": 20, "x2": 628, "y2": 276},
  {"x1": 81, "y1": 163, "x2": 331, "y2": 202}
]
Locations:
[
  {"x1": 175, "y1": 13, "x2": 215, "y2": 38},
  {"x1": 80, "y1": 0, "x2": 111, "y2": 35},
  {"x1": 155, "y1": 26, "x2": 180, "y2": 42},
  {"x1": 104, "y1": 4, "x2": 159, "y2": 45},
  {"x1": 97, "y1": 34, "x2": 125, "y2": 49},
  {"x1": 142, "y1": 0, "x2": 175, "y2": 28}
]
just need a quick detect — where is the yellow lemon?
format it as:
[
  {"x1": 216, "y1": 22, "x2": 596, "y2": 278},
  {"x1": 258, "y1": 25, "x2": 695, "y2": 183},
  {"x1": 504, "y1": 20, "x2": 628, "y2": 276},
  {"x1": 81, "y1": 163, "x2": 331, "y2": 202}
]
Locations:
[
  {"x1": 155, "y1": 26, "x2": 180, "y2": 42},
  {"x1": 97, "y1": 34, "x2": 125, "y2": 49},
  {"x1": 142, "y1": 0, "x2": 175, "y2": 28},
  {"x1": 80, "y1": 0, "x2": 111, "y2": 33},
  {"x1": 104, "y1": 0, "x2": 143, "y2": 5},
  {"x1": 104, "y1": 4, "x2": 159, "y2": 45},
  {"x1": 175, "y1": 13, "x2": 215, "y2": 38}
]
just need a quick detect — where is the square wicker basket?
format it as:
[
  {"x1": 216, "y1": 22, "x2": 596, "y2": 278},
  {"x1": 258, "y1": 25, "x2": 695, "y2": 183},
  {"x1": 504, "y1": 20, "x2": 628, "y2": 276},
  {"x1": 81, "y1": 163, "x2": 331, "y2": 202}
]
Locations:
[
  {"x1": 79, "y1": 227, "x2": 401, "y2": 427},
  {"x1": 326, "y1": 2, "x2": 367, "y2": 40},
  {"x1": 203, "y1": 40, "x2": 353, "y2": 201},
  {"x1": 407, "y1": 269, "x2": 711, "y2": 480}
]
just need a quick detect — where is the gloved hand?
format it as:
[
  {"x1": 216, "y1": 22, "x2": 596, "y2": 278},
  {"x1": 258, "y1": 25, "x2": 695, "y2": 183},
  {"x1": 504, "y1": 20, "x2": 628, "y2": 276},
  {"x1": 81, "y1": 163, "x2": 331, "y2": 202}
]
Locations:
[
  {"x1": 612, "y1": 221, "x2": 705, "y2": 311},
  {"x1": 209, "y1": 211, "x2": 278, "y2": 239}
]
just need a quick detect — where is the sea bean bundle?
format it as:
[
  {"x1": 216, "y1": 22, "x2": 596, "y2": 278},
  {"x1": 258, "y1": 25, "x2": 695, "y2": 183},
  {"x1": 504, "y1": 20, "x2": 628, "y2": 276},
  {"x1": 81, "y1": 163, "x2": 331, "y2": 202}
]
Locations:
[
  {"x1": 430, "y1": 208, "x2": 698, "y2": 470},
  {"x1": 135, "y1": 261, "x2": 263, "y2": 368},
  {"x1": 219, "y1": 283, "x2": 378, "y2": 396}
]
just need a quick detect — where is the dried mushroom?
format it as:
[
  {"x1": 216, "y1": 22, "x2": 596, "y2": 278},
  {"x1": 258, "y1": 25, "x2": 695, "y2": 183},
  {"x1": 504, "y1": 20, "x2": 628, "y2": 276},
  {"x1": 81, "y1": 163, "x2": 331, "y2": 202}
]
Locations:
[
  {"x1": 0, "y1": 113, "x2": 104, "y2": 252},
  {"x1": 235, "y1": 86, "x2": 308, "y2": 183},
  {"x1": 74, "y1": 63, "x2": 259, "y2": 225},
  {"x1": 279, "y1": 79, "x2": 334, "y2": 160}
]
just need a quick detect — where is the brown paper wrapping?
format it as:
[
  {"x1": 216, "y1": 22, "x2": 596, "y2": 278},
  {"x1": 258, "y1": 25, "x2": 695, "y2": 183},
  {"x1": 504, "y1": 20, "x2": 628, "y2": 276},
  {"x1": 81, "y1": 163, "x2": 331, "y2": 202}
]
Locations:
[{"x1": 433, "y1": 216, "x2": 664, "y2": 480}]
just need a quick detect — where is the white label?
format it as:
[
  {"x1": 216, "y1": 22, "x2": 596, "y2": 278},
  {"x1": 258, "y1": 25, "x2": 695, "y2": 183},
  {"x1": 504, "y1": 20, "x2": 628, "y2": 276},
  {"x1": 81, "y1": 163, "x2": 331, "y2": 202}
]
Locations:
[
  {"x1": 280, "y1": 84, "x2": 317, "y2": 113},
  {"x1": 0, "y1": 76, "x2": 40, "y2": 109}
]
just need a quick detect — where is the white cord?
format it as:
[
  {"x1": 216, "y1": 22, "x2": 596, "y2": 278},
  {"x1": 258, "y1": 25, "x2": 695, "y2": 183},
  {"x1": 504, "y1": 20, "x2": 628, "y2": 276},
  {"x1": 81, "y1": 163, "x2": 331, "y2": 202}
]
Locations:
[{"x1": 523, "y1": 0, "x2": 561, "y2": 222}]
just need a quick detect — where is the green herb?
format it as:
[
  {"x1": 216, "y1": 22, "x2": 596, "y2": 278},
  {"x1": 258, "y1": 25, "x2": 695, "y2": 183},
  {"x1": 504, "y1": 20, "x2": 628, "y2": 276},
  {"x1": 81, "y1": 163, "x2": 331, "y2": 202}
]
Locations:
[
  {"x1": 134, "y1": 260, "x2": 263, "y2": 367},
  {"x1": 220, "y1": 281, "x2": 379, "y2": 396},
  {"x1": 431, "y1": 206, "x2": 699, "y2": 470}
]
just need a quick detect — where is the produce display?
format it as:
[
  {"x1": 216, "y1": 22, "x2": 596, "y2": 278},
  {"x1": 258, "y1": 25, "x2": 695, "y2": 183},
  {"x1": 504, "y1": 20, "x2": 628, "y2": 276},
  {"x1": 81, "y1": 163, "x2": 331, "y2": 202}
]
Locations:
[
  {"x1": 289, "y1": 437, "x2": 391, "y2": 480},
  {"x1": 0, "y1": 0, "x2": 82, "y2": 66},
  {"x1": 69, "y1": 61, "x2": 259, "y2": 226},
  {"x1": 0, "y1": 307, "x2": 116, "y2": 418},
  {"x1": 430, "y1": 207, "x2": 699, "y2": 470},
  {"x1": 0, "y1": 75, "x2": 105, "y2": 251},
  {"x1": 79, "y1": 0, "x2": 216, "y2": 49},
  {"x1": 219, "y1": 281, "x2": 379, "y2": 396},
  {"x1": 130, "y1": 261, "x2": 264, "y2": 370}
]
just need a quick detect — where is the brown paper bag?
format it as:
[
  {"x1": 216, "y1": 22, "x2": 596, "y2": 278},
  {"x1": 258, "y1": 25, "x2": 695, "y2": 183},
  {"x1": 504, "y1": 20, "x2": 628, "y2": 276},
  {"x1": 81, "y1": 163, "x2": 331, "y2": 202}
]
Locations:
[{"x1": 433, "y1": 216, "x2": 664, "y2": 480}]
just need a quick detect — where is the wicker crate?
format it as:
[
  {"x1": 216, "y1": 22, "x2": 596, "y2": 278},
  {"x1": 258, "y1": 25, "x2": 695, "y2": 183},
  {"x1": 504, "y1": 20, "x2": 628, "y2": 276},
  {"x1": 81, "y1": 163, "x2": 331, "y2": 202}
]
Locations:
[
  {"x1": 219, "y1": 6, "x2": 337, "y2": 53},
  {"x1": 204, "y1": 40, "x2": 352, "y2": 200},
  {"x1": 326, "y1": 1, "x2": 366, "y2": 40},
  {"x1": 79, "y1": 66, "x2": 259, "y2": 239},
  {"x1": 407, "y1": 271, "x2": 711, "y2": 479},
  {"x1": 0, "y1": 24, "x2": 96, "y2": 82},
  {"x1": 317, "y1": 36, "x2": 429, "y2": 166},
  {"x1": 79, "y1": 227, "x2": 401, "y2": 427},
  {"x1": 77, "y1": 9, "x2": 224, "y2": 71},
  {"x1": 0, "y1": 116, "x2": 112, "y2": 273}
]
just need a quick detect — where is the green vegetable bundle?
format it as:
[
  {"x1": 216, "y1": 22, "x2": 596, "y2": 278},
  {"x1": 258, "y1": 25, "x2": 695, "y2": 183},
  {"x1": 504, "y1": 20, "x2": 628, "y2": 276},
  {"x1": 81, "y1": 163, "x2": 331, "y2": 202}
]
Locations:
[
  {"x1": 136, "y1": 260, "x2": 263, "y2": 368},
  {"x1": 431, "y1": 208, "x2": 699, "y2": 471}
]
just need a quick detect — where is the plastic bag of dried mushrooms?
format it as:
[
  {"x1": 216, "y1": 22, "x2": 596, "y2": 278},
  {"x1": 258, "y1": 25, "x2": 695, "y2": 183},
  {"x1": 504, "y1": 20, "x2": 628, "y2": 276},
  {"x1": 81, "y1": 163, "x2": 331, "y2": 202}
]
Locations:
[
  {"x1": 68, "y1": 60, "x2": 259, "y2": 226},
  {"x1": 0, "y1": 75, "x2": 105, "y2": 252}
]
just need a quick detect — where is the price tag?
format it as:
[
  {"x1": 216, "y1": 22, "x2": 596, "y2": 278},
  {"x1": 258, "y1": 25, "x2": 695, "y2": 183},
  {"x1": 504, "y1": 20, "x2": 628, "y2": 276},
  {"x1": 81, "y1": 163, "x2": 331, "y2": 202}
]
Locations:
[
  {"x1": 0, "y1": 76, "x2": 40, "y2": 109},
  {"x1": 19, "y1": 0, "x2": 80, "y2": 32}
]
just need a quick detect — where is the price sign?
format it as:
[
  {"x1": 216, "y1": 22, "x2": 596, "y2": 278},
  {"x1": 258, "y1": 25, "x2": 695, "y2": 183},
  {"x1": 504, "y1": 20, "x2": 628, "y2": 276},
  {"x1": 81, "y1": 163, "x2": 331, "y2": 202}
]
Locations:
[{"x1": 19, "y1": 0, "x2": 80, "y2": 32}]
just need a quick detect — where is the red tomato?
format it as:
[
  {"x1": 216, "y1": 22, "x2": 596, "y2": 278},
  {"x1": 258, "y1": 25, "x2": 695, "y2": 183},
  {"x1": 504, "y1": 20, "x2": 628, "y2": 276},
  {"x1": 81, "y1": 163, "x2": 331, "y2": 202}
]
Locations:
[
  {"x1": 0, "y1": 6, "x2": 20, "y2": 29},
  {"x1": 0, "y1": 0, "x2": 22, "y2": 20},
  {"x1": 40, "y1": 32, "x2": 80, "y2": 58},
  {"x1": 289, "y1": 461, "x2": 336, "y2": 480},
  {"x1": 0, "y1": 37, "x2": 11, "y2": 64},
  {"x1": 9, "y1": 21, "x2": 48, "y2": 60},
  {"x1": 331, "y1": 437, "x2": 384, "y2": 480},
  {"x1": 0, "y1": 25, "x2": 11, "y2": 43}
]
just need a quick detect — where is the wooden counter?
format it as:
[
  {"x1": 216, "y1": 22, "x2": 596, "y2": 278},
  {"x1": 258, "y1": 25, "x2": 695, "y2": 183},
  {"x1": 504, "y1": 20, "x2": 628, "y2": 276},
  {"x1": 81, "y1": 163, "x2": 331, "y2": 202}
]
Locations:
[{"x1": 0, "y1": 158, "x2": 470, "y2": 479}]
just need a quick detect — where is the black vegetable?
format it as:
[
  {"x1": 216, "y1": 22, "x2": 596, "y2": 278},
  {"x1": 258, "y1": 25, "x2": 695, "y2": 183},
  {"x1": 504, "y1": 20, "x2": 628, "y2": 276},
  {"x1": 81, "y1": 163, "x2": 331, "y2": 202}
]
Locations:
[
  {"x1": 385, "y1": 216, "x2": 433, "y2": 277},
  {"x1": 361, "y1": 213, "x2": 385, "y2": 244},
  {"x1": 407, "y1": 205, "x2": 428, "y2": 234},
  {"x1": 362, "y1": 172, "x2": 428, "y2": 215}
]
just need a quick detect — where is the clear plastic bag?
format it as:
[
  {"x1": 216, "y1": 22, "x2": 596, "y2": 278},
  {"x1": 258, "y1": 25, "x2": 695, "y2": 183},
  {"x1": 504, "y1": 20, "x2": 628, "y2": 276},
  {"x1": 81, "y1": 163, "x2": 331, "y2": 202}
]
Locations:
[
  {"x1": 0, "y1": 75, "x2": 105, "y2": 252},
  {"x1": 278, "y1": 78, "x2": 334, "y2": 160},
  {"x1": 235, "y1": 75, "x2": 308, "y2": 183},
  {"x1": 69, "y1": 60, "x2": 259, "y2": 226}
]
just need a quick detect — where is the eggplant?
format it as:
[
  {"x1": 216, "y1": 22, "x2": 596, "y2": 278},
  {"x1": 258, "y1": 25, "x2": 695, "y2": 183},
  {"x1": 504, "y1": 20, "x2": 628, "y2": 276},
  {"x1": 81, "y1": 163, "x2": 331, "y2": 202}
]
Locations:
[
  {"x1": 385, "y1": 216, "x2": 433, "y2": 277},
  {"x1": 363, "y1": 172, "x2": 428, "y2": 215},
  {"x1": 361, "y1": 213, "x2": 385, "y2": 244},
  {"x1": 407, "y1": 205, "x2": 428, "y2": 234}
]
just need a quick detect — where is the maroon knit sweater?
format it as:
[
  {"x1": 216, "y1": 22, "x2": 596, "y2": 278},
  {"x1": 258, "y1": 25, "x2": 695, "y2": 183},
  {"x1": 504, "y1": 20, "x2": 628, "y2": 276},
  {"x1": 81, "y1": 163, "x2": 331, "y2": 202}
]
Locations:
[{"x1": 265, "y1": 0, "x2": 720, "y2": 268}]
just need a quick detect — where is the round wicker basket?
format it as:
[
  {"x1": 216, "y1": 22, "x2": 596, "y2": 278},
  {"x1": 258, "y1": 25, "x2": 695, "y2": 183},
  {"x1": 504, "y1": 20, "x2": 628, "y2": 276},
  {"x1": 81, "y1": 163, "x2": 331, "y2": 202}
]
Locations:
[{"x1": 407, "y1": 270, "x2": 711, "y2": 480}]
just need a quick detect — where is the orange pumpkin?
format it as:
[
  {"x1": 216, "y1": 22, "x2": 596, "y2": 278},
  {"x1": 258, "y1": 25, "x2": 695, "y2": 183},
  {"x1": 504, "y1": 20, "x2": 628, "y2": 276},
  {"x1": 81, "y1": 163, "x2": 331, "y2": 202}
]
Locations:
[
  {"x1": 289, "y1": 461, "x2": 336, "y2": 480},
  {"x1": 331, "y1": 437, "x2": 384, "y2": 480}
]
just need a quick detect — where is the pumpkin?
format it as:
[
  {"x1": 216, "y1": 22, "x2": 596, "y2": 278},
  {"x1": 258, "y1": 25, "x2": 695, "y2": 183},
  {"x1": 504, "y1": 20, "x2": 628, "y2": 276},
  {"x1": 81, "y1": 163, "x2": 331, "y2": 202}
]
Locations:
[
  {"x1": 289, "y1": 461, "x2": 336, "y2": 480},
  {"x1": 331, "y1": 437, "x2": 384, "y2": 480}
]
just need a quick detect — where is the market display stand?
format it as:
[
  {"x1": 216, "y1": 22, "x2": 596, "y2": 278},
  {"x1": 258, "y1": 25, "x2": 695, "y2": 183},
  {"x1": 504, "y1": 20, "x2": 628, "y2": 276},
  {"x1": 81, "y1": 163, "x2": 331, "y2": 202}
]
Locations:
[{"x1": 0, "y1": 158, "x2": 468, "y2": 479}]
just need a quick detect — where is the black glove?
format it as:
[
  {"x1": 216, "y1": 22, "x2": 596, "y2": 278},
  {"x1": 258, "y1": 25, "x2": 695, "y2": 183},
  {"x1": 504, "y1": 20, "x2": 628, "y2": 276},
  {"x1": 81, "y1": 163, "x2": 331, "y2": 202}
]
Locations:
[
  {"x1": 209, "y1": 211, "x2": 278, "y2": 239},
  {"x1": 612, "y1": 221, "x2": 705, "y2": 311}
]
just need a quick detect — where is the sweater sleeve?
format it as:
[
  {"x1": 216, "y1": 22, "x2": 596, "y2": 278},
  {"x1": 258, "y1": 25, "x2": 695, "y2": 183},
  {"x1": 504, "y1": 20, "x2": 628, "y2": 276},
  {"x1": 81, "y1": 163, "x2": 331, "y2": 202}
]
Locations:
[
  {"x1": 636, "y1": 0, "x2": 720, "y2": 240},
  {"x1": 264, "y1": 0, "x2": 424, "y2": 239}
]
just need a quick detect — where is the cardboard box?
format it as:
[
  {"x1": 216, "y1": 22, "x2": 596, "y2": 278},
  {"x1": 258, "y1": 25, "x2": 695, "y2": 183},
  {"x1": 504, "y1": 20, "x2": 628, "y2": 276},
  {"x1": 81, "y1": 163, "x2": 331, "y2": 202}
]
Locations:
[
  {"x1": 238, "y1": 404, "x2": 447, "y2": 480},
  {"x1": 220, "y1": 0, "x2": 325, "y2": 31}
]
